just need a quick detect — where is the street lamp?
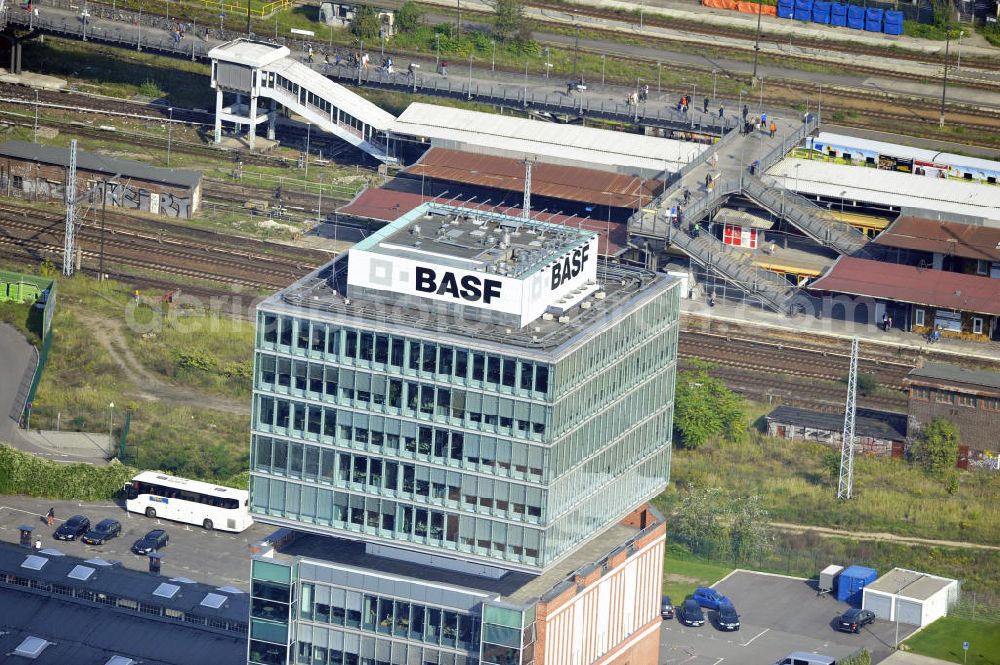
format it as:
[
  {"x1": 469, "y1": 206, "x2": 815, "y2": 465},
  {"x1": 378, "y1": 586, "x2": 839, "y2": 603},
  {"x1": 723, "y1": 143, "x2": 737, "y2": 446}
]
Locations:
[
  {"x1": 957, "y1": 30, "x2": 964, "y2": 71},
  {"x1": 108, "y1": 402, "x2": 115, "y2": 459},
  {"x1": 304, "y1": 122, "x2": 311, "y2": 178},
  {"x1": 601, "y1": 54, "x2": 606, "y2": 85},
  {"x1": 939, "y1": 31, "x2": 951, "y2": 128},
  {"x1": 657, "y1": 61, "x2": 661, "y2": 93},
  {"x1": 468, "y1": 53, "x2": 473, "y2": 99},
  {"x1": 317, "y1": 174, "x2": 324, "y2": 222},
  {"x1": 759, "y1": 75, "x2": 765, "y2": 115},
  {"x1": 166, "y1": 107, "x2": 173, "y2": 167},
  {"x1": 491, "y1": 39, "x2": 496, "y2": 72},
  {"x1": 712, "y1": 68, "x2": 718, "y2": 100},
  {"x1": 840, "y1": 189, "x2": 846, "y2": 214},
  {"x1": 752, "y1": 0, "x2": 763, "y2": 80},
  {"x1": 435, "y1": 33, "x2": 441, "y2": 67},
  {"x1": 794, "y1": 163, "x2": 801, "y2": 192}
]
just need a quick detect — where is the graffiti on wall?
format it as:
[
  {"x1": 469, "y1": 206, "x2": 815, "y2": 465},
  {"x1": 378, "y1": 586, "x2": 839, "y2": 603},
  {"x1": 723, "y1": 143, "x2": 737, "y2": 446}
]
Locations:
[{"x1": 0, "y1": 174, "x2": 194, "y2": 219}]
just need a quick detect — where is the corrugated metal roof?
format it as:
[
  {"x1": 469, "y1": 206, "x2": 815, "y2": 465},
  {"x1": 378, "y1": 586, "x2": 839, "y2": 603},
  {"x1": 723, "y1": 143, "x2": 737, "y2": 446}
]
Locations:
[
  {"x1": 337, "y1": 186, "x2": 627, "y2": 255},
  {"x1": 713, "y1": 208, "x2": 775, "y2": 230},
  {"x1": 766, "y1": 405, "x2": 907, "y2": 440},
  {"x1": 809, "y1": 256, "x2": 1000, "y2": 316},
  {"x1": 767, "y1": 159, "x2": 1000, "y2": 222},
  {"x1": 401, "y1": 148, "x2": 660, "y2": 208},
  {"x1": 0, "y1": 141, "x2": 201, "y2": 189},
  {"x1": 816, "y1": 132, "x2": 1000, "y2": 175},
  {"x1": 905, "y1": 362, "x2": 1000, "y2": 392},
  {"x1": 874, "y1": 216, "x2": 1000, "y2": 262},
  {"x1": 391, "y1": 103, "x2": 703, "y2": 173},
  {"x1": 265, "y1": 59, "x2": 395, "y2": 131},
  {"x1": 208, "y1": 39, "x2": 290, "y2": 68}
]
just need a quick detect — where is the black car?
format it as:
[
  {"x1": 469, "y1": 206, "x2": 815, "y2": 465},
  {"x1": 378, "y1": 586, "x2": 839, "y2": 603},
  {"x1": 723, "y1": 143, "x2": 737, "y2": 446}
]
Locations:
[
  {"x1": 131, "y1": 529, "x2": 169, "y2": 555},
  {"x1": 661, "y1": 595, "x2": 674, "y2": 620},
  {"x1": 715, "y1": 601, "x2": 740, "y2": 631},
  {"x1": 53, "y1": 515, "x2": 90, "y2": 541},
  {"x1": 81, "y1": 518, "x2": 122, "y2": 545},
  {"x1": 677, "y1": 598, "x2": 705, "y2": 627},
  {"x1": 836, "y1": 608, "x2": 876, "y2": 633}
]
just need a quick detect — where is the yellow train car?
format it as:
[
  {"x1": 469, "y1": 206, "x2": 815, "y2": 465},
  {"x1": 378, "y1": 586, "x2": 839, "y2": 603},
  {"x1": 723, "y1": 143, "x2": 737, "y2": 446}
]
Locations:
[{"x1": 829, "y1": 211, "x2": 891, "y2": 239}]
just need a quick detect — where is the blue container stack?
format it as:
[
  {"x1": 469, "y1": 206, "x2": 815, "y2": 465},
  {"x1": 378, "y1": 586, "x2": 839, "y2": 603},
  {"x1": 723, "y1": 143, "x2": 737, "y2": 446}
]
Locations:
[
  {"x1": 794, "y1": 0, "x2": 814, "y2": 21},
  {"x1": 812, "y1": 1, "x2": 832, "y2": 24},
  {"x1": 846, "y1": 4, "x2": 866, "y2": 29},
  {"x1": 865, "y1": 7, "x2": 884, "y2": 31},
  {"x1": 830, "y1": 2, "x2": 848, "y2": 26},
  {"x1": 883, "y1": 9, "x2": 904, "y2": 34},
  {"x1": 778, "y1": 0, "x2": 795, "y2": 18},
  {"x1": 836, "y1": 565, "x2": 878, "y2": 606}
]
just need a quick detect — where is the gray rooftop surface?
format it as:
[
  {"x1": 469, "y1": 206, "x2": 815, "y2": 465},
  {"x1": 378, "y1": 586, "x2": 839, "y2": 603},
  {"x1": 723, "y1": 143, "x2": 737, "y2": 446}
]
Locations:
[
  {"x1": 268, "y1": 254, "x2": 668, "y2": 355},
  {"x1": 0, "y1": 140, "x2": 202, "y2": 189},
  {"x1": 766, "y1": 405, "x2": 907, "y2": 441},
  {"x1": 906, "y1": 362, "x2": 1000, "y2": 392},
  {"x1": 272, "y1": 522, "x2": 637, "y2": 606},
  {"x1": 866, "y1": 568, "x2": 956, "y2": 601},
  {"x1": 354, "y1": 206, "x2": 594, "y2": 279}
]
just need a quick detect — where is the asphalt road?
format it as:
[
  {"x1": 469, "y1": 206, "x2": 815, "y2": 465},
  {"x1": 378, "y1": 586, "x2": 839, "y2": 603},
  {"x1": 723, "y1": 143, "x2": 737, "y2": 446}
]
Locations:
[
  {"x1": 0, "y1": 323, "x2": 33, "y2": 445},
  {"x1": 0, "y1": 495, "x2": 276, "y2": 590}
]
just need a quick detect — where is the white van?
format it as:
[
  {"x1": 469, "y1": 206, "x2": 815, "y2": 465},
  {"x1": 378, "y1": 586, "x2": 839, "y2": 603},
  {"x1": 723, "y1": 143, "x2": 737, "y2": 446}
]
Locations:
[{"x1": 774, "y1": 653, "x2": 837, "y2": 665}]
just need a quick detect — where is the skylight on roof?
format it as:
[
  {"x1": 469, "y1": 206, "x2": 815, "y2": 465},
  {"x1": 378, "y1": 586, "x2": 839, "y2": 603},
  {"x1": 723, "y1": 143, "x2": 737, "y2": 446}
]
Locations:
[
  {"x1": 21, "y1": 555, "x2": 48, "y2": 570},
  {"x1": 85, "y1": 558, "x2": 116, "y2": 567},
  {"x1": 14, "y1": 636, "x2": 51, "y2": 659},
  {"x1": 216, "y1": 586, "x2": 245, "y2": 594},
  {"x1": 153, "y1": 583, "x2": 181, "y2": 599},
  {"x1": 200, "y1": 593, "x2": 228, "y2": 609},
  {"x1": 105, "y1": 657, "x2": 136, "y2": 665},
  {"x1": 68, "y1": 565, "x2": 96, "y2": 581},
  {"x1": 169, "y1": 577, "x2": 197, "y2": 584}
]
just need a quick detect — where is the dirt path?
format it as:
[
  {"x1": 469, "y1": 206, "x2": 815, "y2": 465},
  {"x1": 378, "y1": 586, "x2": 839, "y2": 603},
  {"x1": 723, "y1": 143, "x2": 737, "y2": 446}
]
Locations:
[
  {"x1": 74, "y1": 310, "x2": 250, "y2": 416},
  {"x1": 771, "y1": 521, "x2": 1000, "y2": 552}
]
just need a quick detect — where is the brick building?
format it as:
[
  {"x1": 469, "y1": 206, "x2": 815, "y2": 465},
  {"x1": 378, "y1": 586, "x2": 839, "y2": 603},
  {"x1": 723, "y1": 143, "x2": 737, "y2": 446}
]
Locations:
[
  {"x1": 904, "y1": 362, "x2": 1000, "y2": 468},
  {"x1": 0, "y1": 140, "x2": 202, "y2": 218}
]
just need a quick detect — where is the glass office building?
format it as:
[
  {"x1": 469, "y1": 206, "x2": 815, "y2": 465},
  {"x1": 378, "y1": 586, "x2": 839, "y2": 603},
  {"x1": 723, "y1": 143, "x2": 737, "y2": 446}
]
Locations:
[{"x1": 248, "y1": 204, "x2": 679, "y2": 665}]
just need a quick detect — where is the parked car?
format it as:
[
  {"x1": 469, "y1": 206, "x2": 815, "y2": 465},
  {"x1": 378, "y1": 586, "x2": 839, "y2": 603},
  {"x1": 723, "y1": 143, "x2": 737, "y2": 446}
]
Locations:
[
  {"x1": 692, "y1": 586, "x2": 731, "y2": 611},
  {"x1": 131, "y1": 529, "x2": 169, "y2": 555},
  {"x1": 53, "y1": 515, "x2": 91, "y2": 541},
  {"x1": 714, "y1": 600, "x2": 740, "y2": 631},
  {"x1": 836, "y1": 608, "x2": 875, "y2": 633},
  {"x1": 81, "y1": 519, "x2": 122, "y2": 545},
  {"x1": 677, "y1": 598, "x2": 705, "y2": 627},
  {"x1": 660, "y1": 595, "x2": 674, "y2": 620},
  {"x1": 774, "y1": 652, "x2": 836, "y2": 665}
]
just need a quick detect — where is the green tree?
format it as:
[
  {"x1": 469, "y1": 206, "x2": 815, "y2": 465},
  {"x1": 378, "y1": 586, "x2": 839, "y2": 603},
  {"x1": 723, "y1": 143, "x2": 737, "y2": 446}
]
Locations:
[
  {"x1": 673, "y1": 365, "x2": 747, "y2": 449},
  {"x1": 351, "y1": 5, "x2": 382, "y2": 41},
  {"x1": 910, "y1": 418, "x2": 960, "y2": 476},
  {"x1": 395, "y1": 0, "x2": 422, "y2": 33},
  {"x1": 668, "y1": 485, "x2": 729, "y2": 558},
  {"x1": 491, "y1": 0, "x2": 525, "y2": 41},
  {"x1": 856, "y1": 372, "x2": 876, "y2": 396},
  {"x1": 729, "y1": 493, "x2": 773, "y2": 563}
]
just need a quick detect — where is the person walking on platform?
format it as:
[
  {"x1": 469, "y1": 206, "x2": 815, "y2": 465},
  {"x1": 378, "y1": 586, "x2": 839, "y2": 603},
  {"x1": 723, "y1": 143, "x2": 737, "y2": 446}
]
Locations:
[
  {"x1": 440, "y1": 60, "x2": 448, "y2": 78},
  {"x1": 742, "y1": 104, "x2": 749, "y2": 121},
  {"x1": 718, "y1": 104, "x2": 724, "y2": 119},
  {"x1": 683, "y1": 187, "x2": 691, "y2": 204},
  {"x1": 769, "y1": 121, "x2": 777, "y2": 138},
  {"x1": 761, "y1": 111, "x2": 768, "y2": 127},
  {"x1": 882, "y1": 313, "x2": 888, "y2": 331},
  {"x1": 703, "y1": 96, "x2": 709, "y2": 113}
]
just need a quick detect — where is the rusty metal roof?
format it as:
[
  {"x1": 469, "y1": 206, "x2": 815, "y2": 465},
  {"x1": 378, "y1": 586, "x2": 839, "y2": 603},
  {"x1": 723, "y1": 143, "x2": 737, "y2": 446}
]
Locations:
[
  {"x1": 874, "y1": 216, "x2": 1000, "y2": 262},
  {"x1": 809, "y1": 256, "x2": 1000, "y2": 316},
  {"x1": 401, "y1": 148, "x2": 661, "y2": 208},
  {"x1": 336, "y1": 186, "x2": 627, "y2": 256}
]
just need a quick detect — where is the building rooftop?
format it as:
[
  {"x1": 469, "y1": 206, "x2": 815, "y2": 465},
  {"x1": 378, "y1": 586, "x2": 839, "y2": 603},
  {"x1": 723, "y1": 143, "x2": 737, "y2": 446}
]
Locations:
[
  {"x1": 336, "y1": 186, "x2": 628, "y2": 256},
  {"x1": 768, "y1": 158, "x2": 1000, "y2": 223},
  {"x1": 391, "y1": 103, "x2": 703, "y2": 174},
  {"x1": 905, "y1": 362, "x2": 1000, "y2": 393},
  {"x1": 808, "y1": 255, "x2": 1000, "y2": 317},
  {"x1": 766, "y1": 405, "x2": 907, "y2": 441},
  {"x1": 274, "y1": 203, "x2": 667, "y2": 353},
  {"x1": 866, "y1": 568, "x2": 956, "y2": 601},
  {"x1": 0, "y1": 140, "x2": 202, "y2": 189},
  {"x1": 207, "y1": 38, "x2": 290, "y2": 68},
  {"x1": 0, "y1": 542, "x2": 246, "y2": 665},
  {"x1": 401, "y1": 148, "x2": 662, "y2": 209},
  {"x1": 874, "y1": 215, "x2": 1000, "y2": 263},
  {"x1": 267, "y1": 521, "x2": 637, "y2": 607}
]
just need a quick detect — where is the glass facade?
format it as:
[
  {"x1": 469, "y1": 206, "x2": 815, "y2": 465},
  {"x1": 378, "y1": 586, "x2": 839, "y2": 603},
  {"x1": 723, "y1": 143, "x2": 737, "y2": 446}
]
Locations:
[{"x1": 250, "y1": 282, "x2": 678, "y2": 571}]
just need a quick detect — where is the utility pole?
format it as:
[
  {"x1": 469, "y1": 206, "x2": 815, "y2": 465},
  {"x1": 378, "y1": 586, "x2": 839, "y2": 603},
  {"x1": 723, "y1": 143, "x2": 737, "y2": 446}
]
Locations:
[
  {"x1": 33, "y1": 90, "x2": 39, "y2": 143},
  {"x1": 939, "y1": 31, "x2": 951, "y2": 128},
  {"x1": 752, "y1": 0, "x2": 763, "y2": 81},
  {"x1": 522, "y1": 159, "x2": 532, "y2": 220},
  {"x1": 573, "y1": 24, "x2": 580, "y2": 78},
  {"x1": 837, "y1": 337, "x2": 859, "y2": 500},
  {"x1": 99, "y1": 179, "x2": 109, "y2": 280},
  {"x1": 166, "y1": 107, "x2": 173, "y2": 167},
  {"x1": 246, "y1": 0, "x2": 252, "y2": 37},
  {"x1": 63, "y1": 140, "x2": 78, "y2": 277}
]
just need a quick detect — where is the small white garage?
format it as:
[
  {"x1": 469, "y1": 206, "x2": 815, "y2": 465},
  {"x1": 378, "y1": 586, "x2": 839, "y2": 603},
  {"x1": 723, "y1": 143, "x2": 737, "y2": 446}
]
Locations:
[{"x1": 862, "y1": 568, "x2": 959, "y2": 627}]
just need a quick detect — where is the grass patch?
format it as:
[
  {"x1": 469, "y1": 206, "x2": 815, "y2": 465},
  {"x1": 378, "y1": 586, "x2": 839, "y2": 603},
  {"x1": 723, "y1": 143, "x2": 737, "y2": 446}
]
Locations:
[
  {"x1": 0, "y1": 300, "x2": 43, "y2": 347},
  {"x1": 904, "y1": 616, "x2": 1000, "y2": 664},
  {"x1": 663, "y1": 542, "x2": 733, "y2": 601}
]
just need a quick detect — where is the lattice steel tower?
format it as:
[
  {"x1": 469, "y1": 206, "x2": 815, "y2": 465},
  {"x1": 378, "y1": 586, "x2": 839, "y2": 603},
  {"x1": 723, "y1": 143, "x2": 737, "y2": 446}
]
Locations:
[
  {"x1": 838, "y1": 336, "x2": 859, "y2": 500},
  {"x1": 62, "y1": 139, "x2": 78, "y2": 277}
]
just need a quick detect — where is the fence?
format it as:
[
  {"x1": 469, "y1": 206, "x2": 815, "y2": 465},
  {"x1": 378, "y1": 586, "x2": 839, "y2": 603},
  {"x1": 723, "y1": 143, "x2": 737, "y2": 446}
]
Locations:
[{"x1": 950, "y1": 591, "x2": 1000, "y2": 624}]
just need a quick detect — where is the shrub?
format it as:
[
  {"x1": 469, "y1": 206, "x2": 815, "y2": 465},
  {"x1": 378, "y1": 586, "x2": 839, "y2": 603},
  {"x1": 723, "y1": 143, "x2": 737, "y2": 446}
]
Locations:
[
  {"x1": 910, "y1": 418, "x2": 960, "y2": 477},
  {"x1": 395, "y1": 0, "x2": 422, "y2": 33},
  {"x1": 0, "y1": 443, "x2": 136, "y2": 500}
]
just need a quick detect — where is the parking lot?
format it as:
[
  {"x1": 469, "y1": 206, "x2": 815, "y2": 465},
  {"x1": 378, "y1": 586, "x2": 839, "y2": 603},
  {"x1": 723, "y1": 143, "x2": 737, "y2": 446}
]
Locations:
[
  {"x1": 659, "y1": 570, "x2": 919, "y2": 664},
  {"x1": 0, "y1": 495, "x2": 276, "y2": 589}
]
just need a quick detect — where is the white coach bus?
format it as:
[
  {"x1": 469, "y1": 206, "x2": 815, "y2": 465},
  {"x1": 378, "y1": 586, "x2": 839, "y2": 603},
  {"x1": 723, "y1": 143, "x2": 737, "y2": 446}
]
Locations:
[{"x1": 124, "y1": 471, "x2": 253, "y2": 532}]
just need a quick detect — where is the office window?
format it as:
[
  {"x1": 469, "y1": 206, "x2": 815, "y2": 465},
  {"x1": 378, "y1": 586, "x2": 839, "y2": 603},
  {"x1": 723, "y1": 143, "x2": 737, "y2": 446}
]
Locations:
[
  {"x1": 501, "y1": 359, "x2": 516, "y2": 388},
  {"x1": 914, "y1": 309, "x2": 925, "y2": 327},
  {"x1": 390, "y1": 339, "x2": 405, "y2": 367},
  {"x1": 262, "y1": 314, "x2": 278, "y2": 344},
  {"x1": 535, "y1": 366, "x2": 549, "y2": 394}
]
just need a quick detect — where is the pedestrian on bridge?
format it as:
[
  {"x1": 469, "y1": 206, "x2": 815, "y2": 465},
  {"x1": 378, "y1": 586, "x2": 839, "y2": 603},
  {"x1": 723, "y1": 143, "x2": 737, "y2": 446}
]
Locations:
[
  {"x1": 703, "y1": 97, "x2": 709, "y2": 113},
  {"x1": 769, "y1": 121, "x2": 777, "y2": 138},
  {"x1": 440, "y1": 60, "x2": 448, "y2": 77},
  {"x1": 742, "y1": 104, "x2": 749, "y2": 121},
  {"x1": 683, "y1": 187, "x2": 691, "y2": 204},
  {"x1": 718, "y1": 104, "x2": 724, "y2": 119},
  {"x1": 761, "y1": 111, "x2": 768, "y2": 127}
]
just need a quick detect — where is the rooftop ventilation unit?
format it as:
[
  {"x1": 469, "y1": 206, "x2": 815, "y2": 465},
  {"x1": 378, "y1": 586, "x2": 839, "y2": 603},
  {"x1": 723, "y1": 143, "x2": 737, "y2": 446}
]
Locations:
[{"x1": 14, "y1": 637, "x2": 51, "y2": 659}]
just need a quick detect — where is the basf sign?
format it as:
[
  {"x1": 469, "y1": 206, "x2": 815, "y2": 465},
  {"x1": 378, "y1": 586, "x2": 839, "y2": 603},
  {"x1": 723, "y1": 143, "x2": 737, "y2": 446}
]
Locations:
[{"x1": 347, "y1": 234, "x2": 599, "y2": 327}]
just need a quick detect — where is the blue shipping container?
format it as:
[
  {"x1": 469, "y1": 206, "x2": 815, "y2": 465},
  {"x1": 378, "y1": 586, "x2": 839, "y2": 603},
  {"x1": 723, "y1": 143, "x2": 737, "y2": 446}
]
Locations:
[
  {"x1": 812, "y1": 1, "x2": 831, "y2": 23},
  {"x1": 837, "y1": 565, "x2": 878, "y2": 605},
  {"x1": 830, "y1": 3, "x2": 848, "y2": 26},
  {"x1": 778, "y1": 4, "x2": 795, "y2": 17},
  {"x1": 884, "y1": 9, "x2": 904, "y2": 23},
  {"x1": 883, "y1": 20, "x2": 903, "y2": 34},
  {"x1": 847, "y1": 5, "x2": 865, "y2": 29},
  {"x1": 865, "y1": 7, "x2": 883, "y2": 31}
]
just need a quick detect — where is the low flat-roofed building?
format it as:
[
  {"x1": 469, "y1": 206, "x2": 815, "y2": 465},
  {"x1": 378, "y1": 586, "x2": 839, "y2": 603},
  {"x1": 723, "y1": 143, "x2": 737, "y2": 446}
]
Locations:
[
  {"x1": 808, "y1": 255, "x2": 1000, "y2": 342},
  {"x1": 873, "y1": 215, "x2": 1000, "y2": 279},
  {"x1": 765, "y1": 405, "x2": 907, "y2": 457},
  {"x1": 904, "y1": 362, "x2": 1000, "y2": 463},
  {"x1": 862, "y1": 568, "x2": 959, "y2": 627},
  {"x1": 0, "y1": 140, "x2": 202, "y2": 218},
  {"x1": 0, "y1": 541, "x2": 247, "y2": 665}
]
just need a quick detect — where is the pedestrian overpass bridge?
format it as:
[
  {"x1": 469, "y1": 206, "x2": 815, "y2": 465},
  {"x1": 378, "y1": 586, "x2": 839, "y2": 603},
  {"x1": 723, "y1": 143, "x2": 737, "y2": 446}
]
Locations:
[{"x1": 209, "y1": 39, "x2": 396, "y2": 164}]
